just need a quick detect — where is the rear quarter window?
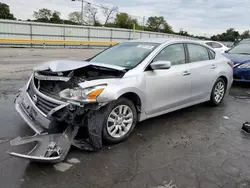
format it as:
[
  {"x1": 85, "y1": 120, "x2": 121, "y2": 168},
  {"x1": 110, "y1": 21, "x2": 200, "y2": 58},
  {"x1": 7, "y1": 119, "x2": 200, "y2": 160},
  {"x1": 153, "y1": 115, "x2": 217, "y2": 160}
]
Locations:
[
  {"x1": 208, "y1": 49, "x2": 216, "y2": 59},
  {"x1": 187, "y1": 43, "x2": 210, "y2": 62}
]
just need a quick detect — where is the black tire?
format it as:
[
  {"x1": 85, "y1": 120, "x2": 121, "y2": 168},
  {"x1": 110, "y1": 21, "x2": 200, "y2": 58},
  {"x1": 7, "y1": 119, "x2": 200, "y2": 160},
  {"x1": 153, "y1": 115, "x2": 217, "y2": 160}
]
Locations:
[
  {"x1": 101, "y1": 97, "x2": 138, "y2": 144},
  {"x1": 208, "y1": 78, "x2": 226, "y2": 106}
]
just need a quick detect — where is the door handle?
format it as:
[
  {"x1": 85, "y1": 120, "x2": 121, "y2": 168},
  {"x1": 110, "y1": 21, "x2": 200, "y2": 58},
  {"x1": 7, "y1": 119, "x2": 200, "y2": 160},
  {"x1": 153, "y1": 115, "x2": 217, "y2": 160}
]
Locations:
[
  {"x1": 182, "y1": 71, "x2": 191, "y2": 76},
  {"x1": 211, "y1": 64, "x2": 217, "y2": 69}
]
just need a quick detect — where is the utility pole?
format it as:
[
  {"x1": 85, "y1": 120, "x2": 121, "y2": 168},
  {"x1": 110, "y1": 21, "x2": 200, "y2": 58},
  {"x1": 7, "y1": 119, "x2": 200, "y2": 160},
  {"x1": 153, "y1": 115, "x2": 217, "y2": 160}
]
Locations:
[
  {"x1": 81, "y1": 0, "x2": 84, "y2": 25},
  {"x1": 142, "y1": 16, "x2": 145, "y2": 31},
  {"x1": 71, "y1": 0, "x2": 84, "y2": 25}
]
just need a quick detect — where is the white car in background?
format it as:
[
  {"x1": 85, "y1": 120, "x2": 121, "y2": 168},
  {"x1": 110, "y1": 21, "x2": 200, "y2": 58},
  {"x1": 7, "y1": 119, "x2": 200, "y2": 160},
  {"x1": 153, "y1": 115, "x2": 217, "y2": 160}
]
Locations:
[{"x1": 201, "y1": 41, "x2": 230, "y2": 53}]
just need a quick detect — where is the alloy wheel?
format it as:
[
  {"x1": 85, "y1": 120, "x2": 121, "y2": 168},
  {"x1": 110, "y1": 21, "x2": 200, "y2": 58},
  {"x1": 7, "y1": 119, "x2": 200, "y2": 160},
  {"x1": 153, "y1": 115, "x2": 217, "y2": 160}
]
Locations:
[
  {"x1": 214, "y1": 81, "x2": 225, "y2": 103},
  {"x1": 106, "y1": 105, "x2": 133, "y2": 138}
]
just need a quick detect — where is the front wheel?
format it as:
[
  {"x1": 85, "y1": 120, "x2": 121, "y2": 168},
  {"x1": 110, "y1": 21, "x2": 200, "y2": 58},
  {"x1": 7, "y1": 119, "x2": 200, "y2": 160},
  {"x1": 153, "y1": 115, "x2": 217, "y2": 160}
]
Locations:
[
  {"x1": 102, "y1": 97, "x2": 138, "y2": 144},
  {"x1": 208, "y1": 78, "x2": 226, "y2": 106}
]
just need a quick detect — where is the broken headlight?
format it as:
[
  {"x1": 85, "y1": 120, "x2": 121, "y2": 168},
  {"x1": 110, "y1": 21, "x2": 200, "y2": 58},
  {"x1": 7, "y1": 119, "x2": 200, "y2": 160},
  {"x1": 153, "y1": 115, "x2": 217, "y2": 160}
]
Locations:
[
  {"x1": 59, "y1": 85, "x2": 106, "y2": 103},
  {"x1": 238, "y1": 62, "x2": 250, "y2": 69}
]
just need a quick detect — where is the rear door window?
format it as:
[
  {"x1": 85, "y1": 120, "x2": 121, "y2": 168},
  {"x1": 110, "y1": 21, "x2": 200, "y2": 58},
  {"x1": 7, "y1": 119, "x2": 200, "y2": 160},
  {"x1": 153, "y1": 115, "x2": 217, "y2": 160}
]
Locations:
[{"x1": 187, "y1": 43, "x2": 210, "y2": 62}]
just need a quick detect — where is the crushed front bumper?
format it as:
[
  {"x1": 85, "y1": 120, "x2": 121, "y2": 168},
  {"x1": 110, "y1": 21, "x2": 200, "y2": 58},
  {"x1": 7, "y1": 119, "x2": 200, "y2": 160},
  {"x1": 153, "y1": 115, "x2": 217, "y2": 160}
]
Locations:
[
  {"x1": 9, "y1": 76, "x2": 106, "y2": 163},
  {"x1": 9, "y1": 84, "x2": 77, "y2": 163},
  {"x1": 15, "y1": 89, "x2": 49, "y2": 134},
  {"x1": 8, "y1": 125, "x2": 79, "y2": 163}
]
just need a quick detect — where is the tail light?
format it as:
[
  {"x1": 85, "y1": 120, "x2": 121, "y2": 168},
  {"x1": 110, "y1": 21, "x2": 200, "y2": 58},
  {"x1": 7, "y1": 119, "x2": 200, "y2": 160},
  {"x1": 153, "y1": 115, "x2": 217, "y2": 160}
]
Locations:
[{"x1": 227, "y1": 61, "x2": 234, "y2": 68}]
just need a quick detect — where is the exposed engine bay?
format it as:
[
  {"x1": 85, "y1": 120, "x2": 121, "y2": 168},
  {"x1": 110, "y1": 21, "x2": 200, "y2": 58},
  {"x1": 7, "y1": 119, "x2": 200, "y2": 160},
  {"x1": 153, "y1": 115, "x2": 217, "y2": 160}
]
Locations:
[
  {"x1": 8, "y1": 62, "x2": 126, "y2": 163},
  {"x1": 35, "y1": 65, "x2": 124, "y2": 99}
]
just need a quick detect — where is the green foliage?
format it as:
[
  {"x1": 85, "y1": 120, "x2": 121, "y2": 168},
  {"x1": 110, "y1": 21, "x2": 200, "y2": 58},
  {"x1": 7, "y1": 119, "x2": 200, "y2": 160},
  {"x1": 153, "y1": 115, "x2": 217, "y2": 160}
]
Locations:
[
  {"x1": 68, "y1": 11, "x2": 82, "y2": 24},
  {"x1": 0, "y1": 2, "x2": 16, "y2": 20},
  {"x1": 33, "y1": 9, "x2": 62, "y2": 24},
  {"x1": 146, "y1": 16, "x2": 164, "y2": 31},
  {"x1": 241, "y1": 30, "x2": 250, "y2": 39},
  {"x1": 114, "y1": 13, "x2": 138, "y2": 29},
  {"x1": 145, "y1": 16, "x2": 173, "y2": 33},
  {"x1": 162, "y1": 23, "x2": 173, "y2": 33},
  {"x1": 33, "y1": 8, "x2": 52, "y2": 22},
  {"x1": 179, "y1": 29, "x2": 189, "y2": 36},
  {"x1": 50, "y1": 11, "x2": 62, "y2": 24},
  {"x1": 62, "y1": 19, "x2": 80, "y2": 25},
  {"x1": 210, "y1": 28, "x2": 240, "y2": 41}
]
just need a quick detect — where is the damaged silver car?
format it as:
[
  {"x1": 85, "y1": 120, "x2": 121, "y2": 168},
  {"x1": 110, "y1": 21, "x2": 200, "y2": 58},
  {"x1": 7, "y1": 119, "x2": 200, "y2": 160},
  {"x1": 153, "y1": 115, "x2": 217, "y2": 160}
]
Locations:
[{"x1": 9, "y1": 38, "x2": 233, "y2": 163}]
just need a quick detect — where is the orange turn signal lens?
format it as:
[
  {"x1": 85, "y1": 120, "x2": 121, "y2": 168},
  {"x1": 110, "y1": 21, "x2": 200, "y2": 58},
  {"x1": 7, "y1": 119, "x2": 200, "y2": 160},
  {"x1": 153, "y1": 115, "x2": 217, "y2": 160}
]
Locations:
[{"x1": 87, "y1": 88, "x2": 104, "y2": 100}]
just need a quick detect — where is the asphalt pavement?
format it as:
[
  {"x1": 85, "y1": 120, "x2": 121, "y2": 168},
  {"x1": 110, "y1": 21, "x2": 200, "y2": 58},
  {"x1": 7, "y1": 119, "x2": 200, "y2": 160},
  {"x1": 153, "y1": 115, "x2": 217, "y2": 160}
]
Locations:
[{"x1": 0, "y1": 48, "x2": 250, "y2": 188}]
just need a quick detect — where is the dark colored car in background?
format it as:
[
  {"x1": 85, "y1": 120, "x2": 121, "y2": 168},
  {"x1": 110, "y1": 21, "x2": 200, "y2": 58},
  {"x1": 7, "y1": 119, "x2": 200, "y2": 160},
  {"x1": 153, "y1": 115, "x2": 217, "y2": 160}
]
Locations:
[{"x1": 223, "y1": 39, "x2": 250, "y2": 82}]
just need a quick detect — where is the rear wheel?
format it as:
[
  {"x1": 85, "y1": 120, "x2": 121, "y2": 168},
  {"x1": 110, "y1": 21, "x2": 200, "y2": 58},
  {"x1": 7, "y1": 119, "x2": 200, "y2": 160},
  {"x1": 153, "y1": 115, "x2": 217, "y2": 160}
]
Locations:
[{"x1": 209, "y1": 78, "x2": 226, "y2": 106}]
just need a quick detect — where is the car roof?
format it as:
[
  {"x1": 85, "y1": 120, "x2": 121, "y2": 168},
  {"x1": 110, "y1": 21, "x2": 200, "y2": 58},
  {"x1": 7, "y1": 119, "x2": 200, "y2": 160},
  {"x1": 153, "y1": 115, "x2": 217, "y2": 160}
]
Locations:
[
  {"x1": 199, "y1": 40, "x2": 223, "y2": 44},
  {"x1": 126, "y1": 37, "x2": 202, "y2": 44},
  {"x1": 126, "y1": 38, "x2": 219, "y2": 49}
]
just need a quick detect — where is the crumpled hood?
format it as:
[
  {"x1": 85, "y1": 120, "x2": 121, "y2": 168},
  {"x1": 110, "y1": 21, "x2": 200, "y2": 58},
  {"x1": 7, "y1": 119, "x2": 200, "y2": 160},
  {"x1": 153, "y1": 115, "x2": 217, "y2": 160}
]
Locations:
[
  {"x1": 223, "y1": 53, "x2": 250, "y2": 65},
  {"x1": 33, "y1": 60, "x2": 126, "y2": 72}
]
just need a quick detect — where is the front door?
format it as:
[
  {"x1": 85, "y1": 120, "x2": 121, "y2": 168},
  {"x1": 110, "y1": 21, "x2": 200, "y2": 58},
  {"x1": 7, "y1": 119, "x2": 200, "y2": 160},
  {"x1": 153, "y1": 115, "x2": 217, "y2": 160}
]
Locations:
[{"x1": 144, "y1": 43, "x2": 191, "y2": 116}]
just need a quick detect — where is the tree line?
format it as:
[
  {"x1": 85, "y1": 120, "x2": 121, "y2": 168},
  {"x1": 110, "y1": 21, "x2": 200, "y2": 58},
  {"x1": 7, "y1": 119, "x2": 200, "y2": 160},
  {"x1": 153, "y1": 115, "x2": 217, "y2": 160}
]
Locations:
[{"x1": 0, "y1": 2, "x2": 250, "y2": 41}]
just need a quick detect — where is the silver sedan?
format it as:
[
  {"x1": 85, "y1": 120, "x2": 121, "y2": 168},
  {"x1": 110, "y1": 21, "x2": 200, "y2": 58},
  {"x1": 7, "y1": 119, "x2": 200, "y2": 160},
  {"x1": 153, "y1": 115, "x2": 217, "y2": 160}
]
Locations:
[{"x1": 10, "y1": 38, "x2": 233, "y2": 163}]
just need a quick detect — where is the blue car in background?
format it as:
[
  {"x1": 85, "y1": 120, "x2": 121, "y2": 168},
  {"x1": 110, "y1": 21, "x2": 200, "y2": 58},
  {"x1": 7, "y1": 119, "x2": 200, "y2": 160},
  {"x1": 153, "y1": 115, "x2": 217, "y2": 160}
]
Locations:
[{"x1": 223, "y1": 39, "x2": 250, "y2": 82}]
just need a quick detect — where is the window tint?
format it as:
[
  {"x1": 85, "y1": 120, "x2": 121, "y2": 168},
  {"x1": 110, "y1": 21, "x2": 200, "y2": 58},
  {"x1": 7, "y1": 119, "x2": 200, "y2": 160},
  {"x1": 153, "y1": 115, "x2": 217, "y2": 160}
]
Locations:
[
  {"x1": 153, "y1": 44, "x2": 186, "y2": 66},
  {"x1": 205, "y1": 42, "x2": 213, "y2": 47},
  {"x1": 187, "y1": 44, "x2": 210, "y2": 62},
  {"x1": 212, "y1": 42, "x2": 222, "y2": 48}
]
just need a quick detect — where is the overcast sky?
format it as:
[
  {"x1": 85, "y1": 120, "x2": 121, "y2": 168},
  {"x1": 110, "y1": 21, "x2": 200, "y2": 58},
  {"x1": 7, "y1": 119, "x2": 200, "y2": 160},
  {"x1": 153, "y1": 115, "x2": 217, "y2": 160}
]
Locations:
[{"x1": 1, "y1": 0, "x2": 250, "y2": 36}]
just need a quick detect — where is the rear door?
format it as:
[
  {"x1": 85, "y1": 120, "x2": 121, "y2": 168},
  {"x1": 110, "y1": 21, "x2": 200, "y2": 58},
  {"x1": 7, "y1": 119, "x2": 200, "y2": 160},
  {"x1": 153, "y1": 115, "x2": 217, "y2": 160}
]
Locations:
[{"x1": 186, "y1": 43, "x2": 218, "y2": 102}]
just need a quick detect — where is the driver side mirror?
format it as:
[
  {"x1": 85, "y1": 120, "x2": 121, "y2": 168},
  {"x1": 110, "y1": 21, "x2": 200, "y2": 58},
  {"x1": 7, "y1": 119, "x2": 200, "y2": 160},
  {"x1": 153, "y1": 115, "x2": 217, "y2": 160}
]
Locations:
[{"x1": 150, "y1": 61, "x2": 171, "y2": 70}]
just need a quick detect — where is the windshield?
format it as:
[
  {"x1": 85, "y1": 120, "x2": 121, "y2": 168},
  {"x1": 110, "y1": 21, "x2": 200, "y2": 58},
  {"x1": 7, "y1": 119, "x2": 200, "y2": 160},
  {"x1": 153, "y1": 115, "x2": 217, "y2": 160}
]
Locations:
[
  {"x1": 228, "y1": 43, "x2": 250, "y2": 55},
  {"x1": 89, "y1": 42, "x2": 160, "y2": 69}
]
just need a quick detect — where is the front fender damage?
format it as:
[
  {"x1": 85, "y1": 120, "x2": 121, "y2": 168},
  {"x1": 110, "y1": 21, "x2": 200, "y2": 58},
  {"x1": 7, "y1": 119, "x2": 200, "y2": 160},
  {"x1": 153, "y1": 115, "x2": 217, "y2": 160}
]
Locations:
[{"x1": 8, "y1": 92, "x2": 109, "y2": 163}]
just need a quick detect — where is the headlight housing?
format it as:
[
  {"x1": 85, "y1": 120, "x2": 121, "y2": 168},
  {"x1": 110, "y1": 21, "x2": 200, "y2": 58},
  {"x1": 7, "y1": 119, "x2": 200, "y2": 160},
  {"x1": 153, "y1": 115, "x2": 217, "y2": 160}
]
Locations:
[
  {"x1": 238, "y1": 62, "x2": 250, "y2": 69},
  {"x1": 59, "y1": 85, "x2": 106, "y2": 104}
]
